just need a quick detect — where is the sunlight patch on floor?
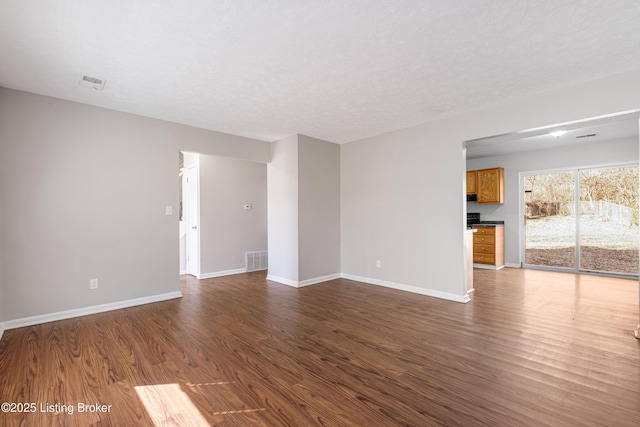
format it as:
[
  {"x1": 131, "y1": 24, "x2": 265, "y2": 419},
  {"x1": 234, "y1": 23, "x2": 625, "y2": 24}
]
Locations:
[{"x1": 135, "y1": 383, "x2": 209, "y2": 427}]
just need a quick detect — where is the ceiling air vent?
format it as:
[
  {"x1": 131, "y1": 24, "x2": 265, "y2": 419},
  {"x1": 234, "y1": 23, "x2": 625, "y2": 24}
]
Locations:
[
  {"x1": 576, "y1": 133, "x2": 596, "y2": 139},
  {"x1": 79, "y1": 75, "x2": 106, "y2": 91}
]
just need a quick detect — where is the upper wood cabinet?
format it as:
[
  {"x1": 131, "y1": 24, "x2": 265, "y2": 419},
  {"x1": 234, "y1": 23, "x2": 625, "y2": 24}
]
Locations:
[
  {"x1": 476, "y1": 167, "x2": 504, "y2": 204},
  {"x1": 466, "y1": 170, "x2": 477, "y2": 194}
]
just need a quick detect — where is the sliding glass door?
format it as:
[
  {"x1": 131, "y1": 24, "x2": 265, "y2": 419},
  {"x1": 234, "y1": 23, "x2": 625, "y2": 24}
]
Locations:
[
  {"x1": 579, "y1": 167, "x2": 639, "y2": 274},
  {"x1": 523, "y1": 165, "x2": 639, "y2": 276},
  {"x1": 524, "y1": 172, "x2": 576, "y2": 270}
]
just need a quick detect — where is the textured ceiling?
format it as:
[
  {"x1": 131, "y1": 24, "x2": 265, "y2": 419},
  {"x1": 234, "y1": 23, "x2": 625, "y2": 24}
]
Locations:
[
  {"x1": 466, "y1": 113, "x2": 640, "y2": 159},
  {"x1": 1, "y1": 1, "x2": 640, "y2": 144}
]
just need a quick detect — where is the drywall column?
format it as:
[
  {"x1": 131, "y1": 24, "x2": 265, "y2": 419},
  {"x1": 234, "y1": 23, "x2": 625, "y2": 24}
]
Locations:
[
  {"x1": 267, "y1": 134, "x2": 340, "y2": 286},
  {"x1": 297, "y1": 135, "x2": 340, "y2": 283},
  {"x1": 267, "y1": 135, "x2": 300, "y2": 284}
]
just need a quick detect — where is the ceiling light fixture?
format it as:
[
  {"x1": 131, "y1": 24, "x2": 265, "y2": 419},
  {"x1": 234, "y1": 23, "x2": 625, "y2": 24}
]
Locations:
[{"x1": 549, "y1": 130, "x2": 567, "y2": 137}]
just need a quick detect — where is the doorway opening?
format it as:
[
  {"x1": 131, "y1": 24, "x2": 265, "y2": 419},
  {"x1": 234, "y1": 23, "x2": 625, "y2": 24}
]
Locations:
[{"x1": 179, "y1": 151, "x2": 200, "y2": 277}]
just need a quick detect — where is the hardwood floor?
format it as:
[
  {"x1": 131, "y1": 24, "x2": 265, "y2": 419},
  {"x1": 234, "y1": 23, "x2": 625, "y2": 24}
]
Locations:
[{"x1": 0, "y1": 269, "x2": 638, "y2": 426}]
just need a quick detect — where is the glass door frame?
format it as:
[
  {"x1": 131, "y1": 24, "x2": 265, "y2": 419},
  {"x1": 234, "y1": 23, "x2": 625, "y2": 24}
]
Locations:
[{"x1": 520, "y1": 162, "x2": 639, "y2": 278}]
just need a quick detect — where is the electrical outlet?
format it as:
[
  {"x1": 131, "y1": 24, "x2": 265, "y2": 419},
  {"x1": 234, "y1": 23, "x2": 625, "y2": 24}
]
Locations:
[
  {"x1": 376, "y1": 260, "x2": 381, "y2": 268},
  {"x1": 90, "y1": 278, "x2": 98, "y2": 289}
]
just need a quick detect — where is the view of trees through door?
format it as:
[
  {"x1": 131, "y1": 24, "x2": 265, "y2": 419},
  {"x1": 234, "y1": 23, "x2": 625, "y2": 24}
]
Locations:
[{"x1": 524, "y1": 165, "x2": 639, "y2": 276}]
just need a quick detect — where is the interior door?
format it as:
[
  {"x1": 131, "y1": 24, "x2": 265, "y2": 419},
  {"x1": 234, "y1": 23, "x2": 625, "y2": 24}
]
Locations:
[{"x1": 186, "y1": 166, "x2": 200, "y2": 277}]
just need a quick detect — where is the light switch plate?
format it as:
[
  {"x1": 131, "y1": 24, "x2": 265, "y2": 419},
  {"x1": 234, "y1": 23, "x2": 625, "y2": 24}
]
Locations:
[{"x1": 165, "y1": 205, "x2": 173, "y2": 215}]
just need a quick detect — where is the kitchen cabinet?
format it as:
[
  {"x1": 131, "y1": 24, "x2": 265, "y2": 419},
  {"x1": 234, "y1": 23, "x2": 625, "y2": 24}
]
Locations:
[
  {"x1": 476, "y1": 167, "x2": 504, "y2": 204},
  {"x1": 466, "y1": 170, "x2": 477, "y2": 194},
  {"x1": 472, "y1": 225, "x2": 504, "y2": 269}
]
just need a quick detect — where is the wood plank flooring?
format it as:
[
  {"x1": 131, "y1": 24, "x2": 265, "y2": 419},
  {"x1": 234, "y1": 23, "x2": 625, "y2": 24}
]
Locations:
[{"x1": 0, "y1": 269, "x2": 639, "y2": 426}]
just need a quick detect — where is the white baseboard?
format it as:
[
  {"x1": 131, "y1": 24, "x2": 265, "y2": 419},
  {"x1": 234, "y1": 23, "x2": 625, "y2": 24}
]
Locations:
[
  {"x1": 0, "y1": 324, "x2": 4, "y2": 342},
  {"x1": 340, "y1": 274, "x2": 470, "y2": 303},
  {"x1": 504, "y1": 263, "x2": 520, "y2": 269},
  {"x1": 180, "y1": 269, "x2": 188, "y2": 275},
  {"x1": 473, "y1": 263, "x2": 505, "y2": 270},
  {"x1": 266, "y1": 274, "x2": 299, "y2": 287},
  {"x1": 198, "y1": 268, "x2": 246, "y2": 279},
  {"x1": 266, "y1": 273, "x2": 341, "y2": 288},
  {"x1": 299, "y1": 273, "x2": 341, "y2": 287},
  {"x1": 0, "y1": 291, "x2": 183, "y2": 332}
]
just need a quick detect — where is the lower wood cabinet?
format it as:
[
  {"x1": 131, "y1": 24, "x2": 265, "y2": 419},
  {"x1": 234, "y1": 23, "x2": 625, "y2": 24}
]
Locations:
[{"x1": 472, "y1": 226, "x2": 504, "y2": 269}]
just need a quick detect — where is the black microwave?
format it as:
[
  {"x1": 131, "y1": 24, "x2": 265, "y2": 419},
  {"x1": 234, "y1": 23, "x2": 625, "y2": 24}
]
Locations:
[{"x1": 467, "y1": 194, "x2": 477, "y2": 202}]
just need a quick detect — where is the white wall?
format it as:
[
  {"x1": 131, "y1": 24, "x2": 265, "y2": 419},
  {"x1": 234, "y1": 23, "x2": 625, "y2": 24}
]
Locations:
[
  {"x1": 2, "y1": 66, "x2": 640, "y2": 326},
  {"x1": 0, "y1": 88, "x2": 268, "y2": 323},
  {"x1": 467, "y1": 137, "x2": 639, "y2": 266},
  {"x1": 298, "y1": 135, "x2": 341, "y2": 281},
  {"x1": 341, "y1": 68, "x2": 640, "y2": 301},
  {"x1": 199, "y1": 154, "x2": 267, "y2": 275},
  {"x1": 341, "y1": 124, "x2": 470, "y2": 300},
  {"x1": 267, "y1": 135, "x2": 299, "y2": 282}
]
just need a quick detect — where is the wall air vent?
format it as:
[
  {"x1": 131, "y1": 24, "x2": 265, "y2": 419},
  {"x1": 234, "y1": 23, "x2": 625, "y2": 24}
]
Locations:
[
  {"x1": 79, "y1": 75, "x2": 106, "y2": 91},
  {"x1": 576, "y1": 133, "x2": 596, "y2": 139},
  {"x1": 246, "y1": 251, "x2": 268, "y2": 272}
]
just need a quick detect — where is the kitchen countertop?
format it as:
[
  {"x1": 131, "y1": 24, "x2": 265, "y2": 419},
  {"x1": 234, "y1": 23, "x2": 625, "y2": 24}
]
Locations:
[{"x1": 468, "y1": 221, "x2": 504, "y2": 228}]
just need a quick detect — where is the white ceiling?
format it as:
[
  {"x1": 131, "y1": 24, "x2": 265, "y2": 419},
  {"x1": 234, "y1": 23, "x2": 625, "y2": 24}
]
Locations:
[
  {"x1": 466, "y1": 112, "x2": 640, "y2": 159},
  {"x1": 1, "y1": 1, "x2": 640, "y2": 144}
]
